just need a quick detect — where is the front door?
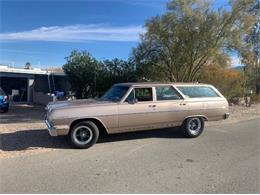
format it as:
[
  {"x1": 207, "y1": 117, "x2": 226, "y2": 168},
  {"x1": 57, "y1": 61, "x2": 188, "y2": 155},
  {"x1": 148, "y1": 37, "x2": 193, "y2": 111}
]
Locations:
[{"x1": 117, "y1": 87, "x2": 157, "y2": 133}]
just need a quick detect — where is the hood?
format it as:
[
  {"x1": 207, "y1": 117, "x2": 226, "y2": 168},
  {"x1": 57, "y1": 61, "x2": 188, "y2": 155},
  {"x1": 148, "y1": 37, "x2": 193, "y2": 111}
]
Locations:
[{"x1": 46, "y1": 98, "x2": 115, "y2": 111}]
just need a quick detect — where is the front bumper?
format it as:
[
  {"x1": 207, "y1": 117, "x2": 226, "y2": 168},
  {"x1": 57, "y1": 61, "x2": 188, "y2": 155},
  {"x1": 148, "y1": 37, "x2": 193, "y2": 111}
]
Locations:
[{"x1": 44, "y1": 119, "x2": 58, "y2": 136}]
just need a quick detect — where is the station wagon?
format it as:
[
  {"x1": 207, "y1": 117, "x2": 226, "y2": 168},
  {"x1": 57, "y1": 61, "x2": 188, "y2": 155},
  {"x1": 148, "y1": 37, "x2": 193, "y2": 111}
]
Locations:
[{"x1": 45, "y1": 82, "x2": 229, "y2": 148}]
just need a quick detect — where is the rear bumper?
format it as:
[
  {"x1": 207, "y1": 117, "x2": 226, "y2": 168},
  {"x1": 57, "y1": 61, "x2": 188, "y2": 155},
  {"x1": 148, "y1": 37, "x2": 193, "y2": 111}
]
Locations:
[
  {"x1": 224, "y1": 112, "x2": 230, "y2": 119},
  {"x1": 44, "y1": 119, "x2": 58, "y2": 136}
]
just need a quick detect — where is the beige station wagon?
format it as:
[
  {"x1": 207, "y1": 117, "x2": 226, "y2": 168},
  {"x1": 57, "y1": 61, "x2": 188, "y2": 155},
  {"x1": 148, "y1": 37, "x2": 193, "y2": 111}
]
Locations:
[{"x1": 45, "y1": 82, "x2": 229, "y2": 148}]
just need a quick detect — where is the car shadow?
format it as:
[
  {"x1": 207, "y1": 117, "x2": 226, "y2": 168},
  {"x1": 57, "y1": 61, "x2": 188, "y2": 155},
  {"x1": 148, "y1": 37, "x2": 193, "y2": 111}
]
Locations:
[
  {"x1": 0, "y1": 127, "x2": 185, "y2": 152},
  {"x1": 98, "y1": 127, "x2": 185, "y2": 143}
]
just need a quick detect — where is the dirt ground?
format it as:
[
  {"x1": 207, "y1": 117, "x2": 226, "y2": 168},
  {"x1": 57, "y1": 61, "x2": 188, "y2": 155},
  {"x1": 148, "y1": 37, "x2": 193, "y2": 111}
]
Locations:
[
  {"x1": 205, "y1": 103, "x2": 260, "y2": 126},
  {"x1": 0, "y1": 102, "x2": 259, "y2": 159}
]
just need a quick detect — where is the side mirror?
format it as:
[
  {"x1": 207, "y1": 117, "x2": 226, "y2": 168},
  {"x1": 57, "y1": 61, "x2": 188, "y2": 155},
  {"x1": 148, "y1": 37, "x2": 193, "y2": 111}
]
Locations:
[{"x1": 127, "y1": 98, "x2": 138, "y2": 104}]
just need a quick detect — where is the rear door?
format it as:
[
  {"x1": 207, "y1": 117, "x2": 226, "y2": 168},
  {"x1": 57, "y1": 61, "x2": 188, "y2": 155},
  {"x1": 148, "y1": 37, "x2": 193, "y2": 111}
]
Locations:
[{"x1": 152, "y1": 85, "x2": 188, "y2": 127}]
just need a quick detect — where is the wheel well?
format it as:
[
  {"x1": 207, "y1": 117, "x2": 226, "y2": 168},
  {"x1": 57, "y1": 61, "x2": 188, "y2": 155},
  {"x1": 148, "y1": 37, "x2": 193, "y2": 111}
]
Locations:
[
  {"x1": 199, "y1": 116, "x2": 208, "y2": 121},
  {"x1": 182, "y1": 116, "x2": 207, "y2": 125},
  {"x1": 70, "y1": 118, "x2": 108, "y2": 135}
]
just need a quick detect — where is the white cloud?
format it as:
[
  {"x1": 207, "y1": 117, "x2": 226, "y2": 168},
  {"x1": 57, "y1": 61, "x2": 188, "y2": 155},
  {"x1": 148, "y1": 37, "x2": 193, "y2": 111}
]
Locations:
[{"x1": 0, "y1": 24, "x2": 145, "y2": 42}]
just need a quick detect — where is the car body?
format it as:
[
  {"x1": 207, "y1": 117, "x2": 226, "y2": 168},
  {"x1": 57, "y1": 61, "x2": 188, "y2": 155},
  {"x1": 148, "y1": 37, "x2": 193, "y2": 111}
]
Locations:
[
  {"x1": 45, "y1": 82, "x2": 229, "y2": 148},
  {"x1": 0, "y1": 88, "x2": 9, "y2": 113}
]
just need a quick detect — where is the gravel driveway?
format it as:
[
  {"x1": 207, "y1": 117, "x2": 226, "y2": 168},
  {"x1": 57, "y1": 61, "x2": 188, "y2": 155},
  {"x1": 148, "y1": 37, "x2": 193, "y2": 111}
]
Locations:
[{"x1": 0, "y1": 102, "x2": 259, "y2": 159}]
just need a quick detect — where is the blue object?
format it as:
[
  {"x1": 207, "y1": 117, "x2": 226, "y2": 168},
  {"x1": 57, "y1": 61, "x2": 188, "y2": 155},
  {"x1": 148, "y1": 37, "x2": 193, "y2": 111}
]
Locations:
[
  {"x1": 54, "y1": 91, "x2": 65, "y2": 97},
  {"x1": 0, "y1": 88, "x2": 9, "y2": 112}
]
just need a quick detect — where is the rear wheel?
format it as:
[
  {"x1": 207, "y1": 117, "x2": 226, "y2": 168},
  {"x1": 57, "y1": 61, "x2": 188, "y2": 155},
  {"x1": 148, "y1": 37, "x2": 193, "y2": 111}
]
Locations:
[
  {"x1": 69, "y1": 121, "x2": 99, "y2": 149},
  {"x1": 182, "y1": 117, "x2": 204, "y2": 138}
]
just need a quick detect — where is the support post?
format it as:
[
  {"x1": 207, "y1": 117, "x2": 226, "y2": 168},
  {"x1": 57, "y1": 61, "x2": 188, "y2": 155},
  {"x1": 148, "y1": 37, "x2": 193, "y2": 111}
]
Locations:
[{"x1": 27, "y1": 77, "x2": 34, "y2": 102}]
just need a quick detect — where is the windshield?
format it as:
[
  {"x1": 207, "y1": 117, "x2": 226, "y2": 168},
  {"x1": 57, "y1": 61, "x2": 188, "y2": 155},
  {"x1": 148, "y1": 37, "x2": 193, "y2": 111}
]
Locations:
[{"x1": 101, "y1": 85, "x2": 129, "y2": 102}]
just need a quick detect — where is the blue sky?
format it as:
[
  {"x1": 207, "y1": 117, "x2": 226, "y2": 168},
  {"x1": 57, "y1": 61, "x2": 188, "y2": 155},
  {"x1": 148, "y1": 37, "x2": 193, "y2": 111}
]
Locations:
[{"x1": 0, "y1": 0, "x2": 238, "y2": 68}]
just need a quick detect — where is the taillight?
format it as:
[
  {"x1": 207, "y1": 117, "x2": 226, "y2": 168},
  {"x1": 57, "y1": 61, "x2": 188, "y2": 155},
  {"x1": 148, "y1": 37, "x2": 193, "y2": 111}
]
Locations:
[{"x1": 4, "y1": 95, "x2": 9, "y2": 102}]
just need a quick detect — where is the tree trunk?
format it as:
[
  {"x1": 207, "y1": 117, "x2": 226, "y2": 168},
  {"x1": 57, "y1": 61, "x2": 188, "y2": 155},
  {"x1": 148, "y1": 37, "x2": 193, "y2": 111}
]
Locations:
[{"x1": 256, "y1": 83, "x2": 260, "y2": 94}]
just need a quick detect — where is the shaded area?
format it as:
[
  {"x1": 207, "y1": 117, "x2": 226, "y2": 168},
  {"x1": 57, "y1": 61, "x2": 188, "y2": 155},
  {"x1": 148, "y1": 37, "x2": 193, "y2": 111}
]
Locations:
[
  {"x1": 0, "y1": 103, "x2": 45, "y2": 124},
  {"x1": 0, "y1": 77, "x2": 28, "y2": 102},
  {"x1": 0, "y1": 127, "x2": 185, "y2": 152},
  {"x1": 0, "y1": 129, "x2": 70, "y2": 151}
]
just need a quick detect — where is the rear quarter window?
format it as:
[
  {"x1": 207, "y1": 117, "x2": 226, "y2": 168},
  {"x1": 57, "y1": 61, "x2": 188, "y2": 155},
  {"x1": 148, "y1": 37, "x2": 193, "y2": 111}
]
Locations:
[{"x1": 177, "y1": 86, "x2": 220, "y2": 98}]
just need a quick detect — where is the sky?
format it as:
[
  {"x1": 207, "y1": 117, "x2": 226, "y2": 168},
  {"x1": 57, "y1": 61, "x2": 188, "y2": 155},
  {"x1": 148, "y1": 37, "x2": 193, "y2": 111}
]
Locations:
[{"x1": 0, "y1": 0, "x2": 240, "y2": 68}]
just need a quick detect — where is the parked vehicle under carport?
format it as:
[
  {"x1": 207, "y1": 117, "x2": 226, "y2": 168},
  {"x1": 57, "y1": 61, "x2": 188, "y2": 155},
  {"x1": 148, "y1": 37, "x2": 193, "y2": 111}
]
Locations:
[{"x1": 0, "y1": 88, "x2": 9, "y2": 113}]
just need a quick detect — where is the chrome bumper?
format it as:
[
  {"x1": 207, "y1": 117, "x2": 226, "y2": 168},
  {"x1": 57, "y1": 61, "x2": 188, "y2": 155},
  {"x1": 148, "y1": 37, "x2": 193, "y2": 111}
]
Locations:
[{"x1": 44, "y1": 119, "x2": 58, "y2": 136}]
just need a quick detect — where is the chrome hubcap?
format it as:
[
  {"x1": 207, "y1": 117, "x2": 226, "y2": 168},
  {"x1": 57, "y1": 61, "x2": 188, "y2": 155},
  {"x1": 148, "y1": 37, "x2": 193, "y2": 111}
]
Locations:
[
  {"x1": 73, "y1": 126, "x2": 93, "y2": 145},
  {"x1": 188, "y1": 118, "x2": 201, "y2": 135}
]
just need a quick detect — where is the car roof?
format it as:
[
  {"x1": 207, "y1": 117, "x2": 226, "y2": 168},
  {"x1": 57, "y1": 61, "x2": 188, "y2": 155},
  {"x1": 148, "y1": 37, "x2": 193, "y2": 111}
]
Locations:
[{"x1": 115, "y1": 82, "x2": 210, "y2": 87}]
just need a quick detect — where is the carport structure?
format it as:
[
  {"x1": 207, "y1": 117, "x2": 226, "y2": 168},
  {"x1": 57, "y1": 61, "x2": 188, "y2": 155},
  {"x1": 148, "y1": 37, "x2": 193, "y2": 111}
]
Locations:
[{"x1": 0, "y1": 65, "x2": 70, "y2": 104}]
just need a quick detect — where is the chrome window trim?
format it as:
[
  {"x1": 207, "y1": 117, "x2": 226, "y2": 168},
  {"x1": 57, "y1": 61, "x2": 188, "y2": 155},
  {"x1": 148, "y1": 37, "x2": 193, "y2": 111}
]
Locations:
[
  {"x1": 155, "y1": 85, "x2": 184, "y2": 101},
  {"x1": 120, "y1": 86, "x2": 134, "y2": 103},
  {"x1": 120, "y1": 86, "x2": 155, "y2": 103},
  {"x1": 172, "y1": 85, "x2": 187, "y2": 99}
]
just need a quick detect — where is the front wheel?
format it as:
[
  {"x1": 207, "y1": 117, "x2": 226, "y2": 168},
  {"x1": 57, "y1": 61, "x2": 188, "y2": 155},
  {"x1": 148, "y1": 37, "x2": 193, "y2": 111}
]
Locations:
[
  {"x1": 69, "y1": 121, "x2": 99, "y2": 149},
  {"x1": 182, "y1": 117, "x2": 204, "y2": 138}
]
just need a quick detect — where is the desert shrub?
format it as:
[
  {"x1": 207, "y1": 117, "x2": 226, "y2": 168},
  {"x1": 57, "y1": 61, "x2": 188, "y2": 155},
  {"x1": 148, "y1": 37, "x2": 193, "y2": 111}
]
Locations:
[
  {"x1": 251, "y1": 93, "x2": 260, "y2": 103},
  {"x1": 199, "y1": 65, "x2": 244, "y2": 101}
]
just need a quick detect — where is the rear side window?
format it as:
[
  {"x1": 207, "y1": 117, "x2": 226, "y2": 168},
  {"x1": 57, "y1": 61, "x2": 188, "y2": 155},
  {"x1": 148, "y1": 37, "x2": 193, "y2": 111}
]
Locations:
[
  {"x1": 177, "y1": 86, "x2": 219, "y2": 98},
  {"x1": 156, "y1": 86, "x2": 182, "y2": 100}
]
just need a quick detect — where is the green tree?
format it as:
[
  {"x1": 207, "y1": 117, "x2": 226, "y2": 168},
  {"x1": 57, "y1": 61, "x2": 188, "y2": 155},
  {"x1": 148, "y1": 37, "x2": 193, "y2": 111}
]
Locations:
[
  {"x1": 63, "y1": 51, "x2": 137, "y2": 99},
  {"x1": 133, "y1": 0, "x2": 256, "y2": 82},
  {"x1": 100, "y1": 58, "x2": 137, "y2": 93},
  {"x1": 241, "y1": 0, "x2": 260, "y2": 94},
  {"x1": 63, "y1": 50, "x2": 102, "y2": 98}
]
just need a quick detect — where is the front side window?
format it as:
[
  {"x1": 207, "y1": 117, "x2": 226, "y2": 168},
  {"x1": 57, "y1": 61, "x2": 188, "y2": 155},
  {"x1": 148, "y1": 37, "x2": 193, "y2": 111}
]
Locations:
[
  {"x1": 156, "y1": 86, "x2": 182, "y2": 100},
  {"x1": 177, "y1": 86, "x2": 219, "y2": 98},
  {"x1": 101, "y1": 85, "x2": 129, "y2": 102},
  {"x1": 125, "y1": 87, "x2": 153, "y2": 102}
]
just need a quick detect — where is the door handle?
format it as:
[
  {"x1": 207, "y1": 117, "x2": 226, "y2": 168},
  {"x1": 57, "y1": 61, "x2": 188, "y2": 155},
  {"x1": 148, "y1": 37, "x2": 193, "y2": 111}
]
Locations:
[
  {"x1": 148, "y1": 105, "x2": 156, "y2": 108},
  {"x1": 179, "y1": 103, "x2": 186, "y2": 106}
]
